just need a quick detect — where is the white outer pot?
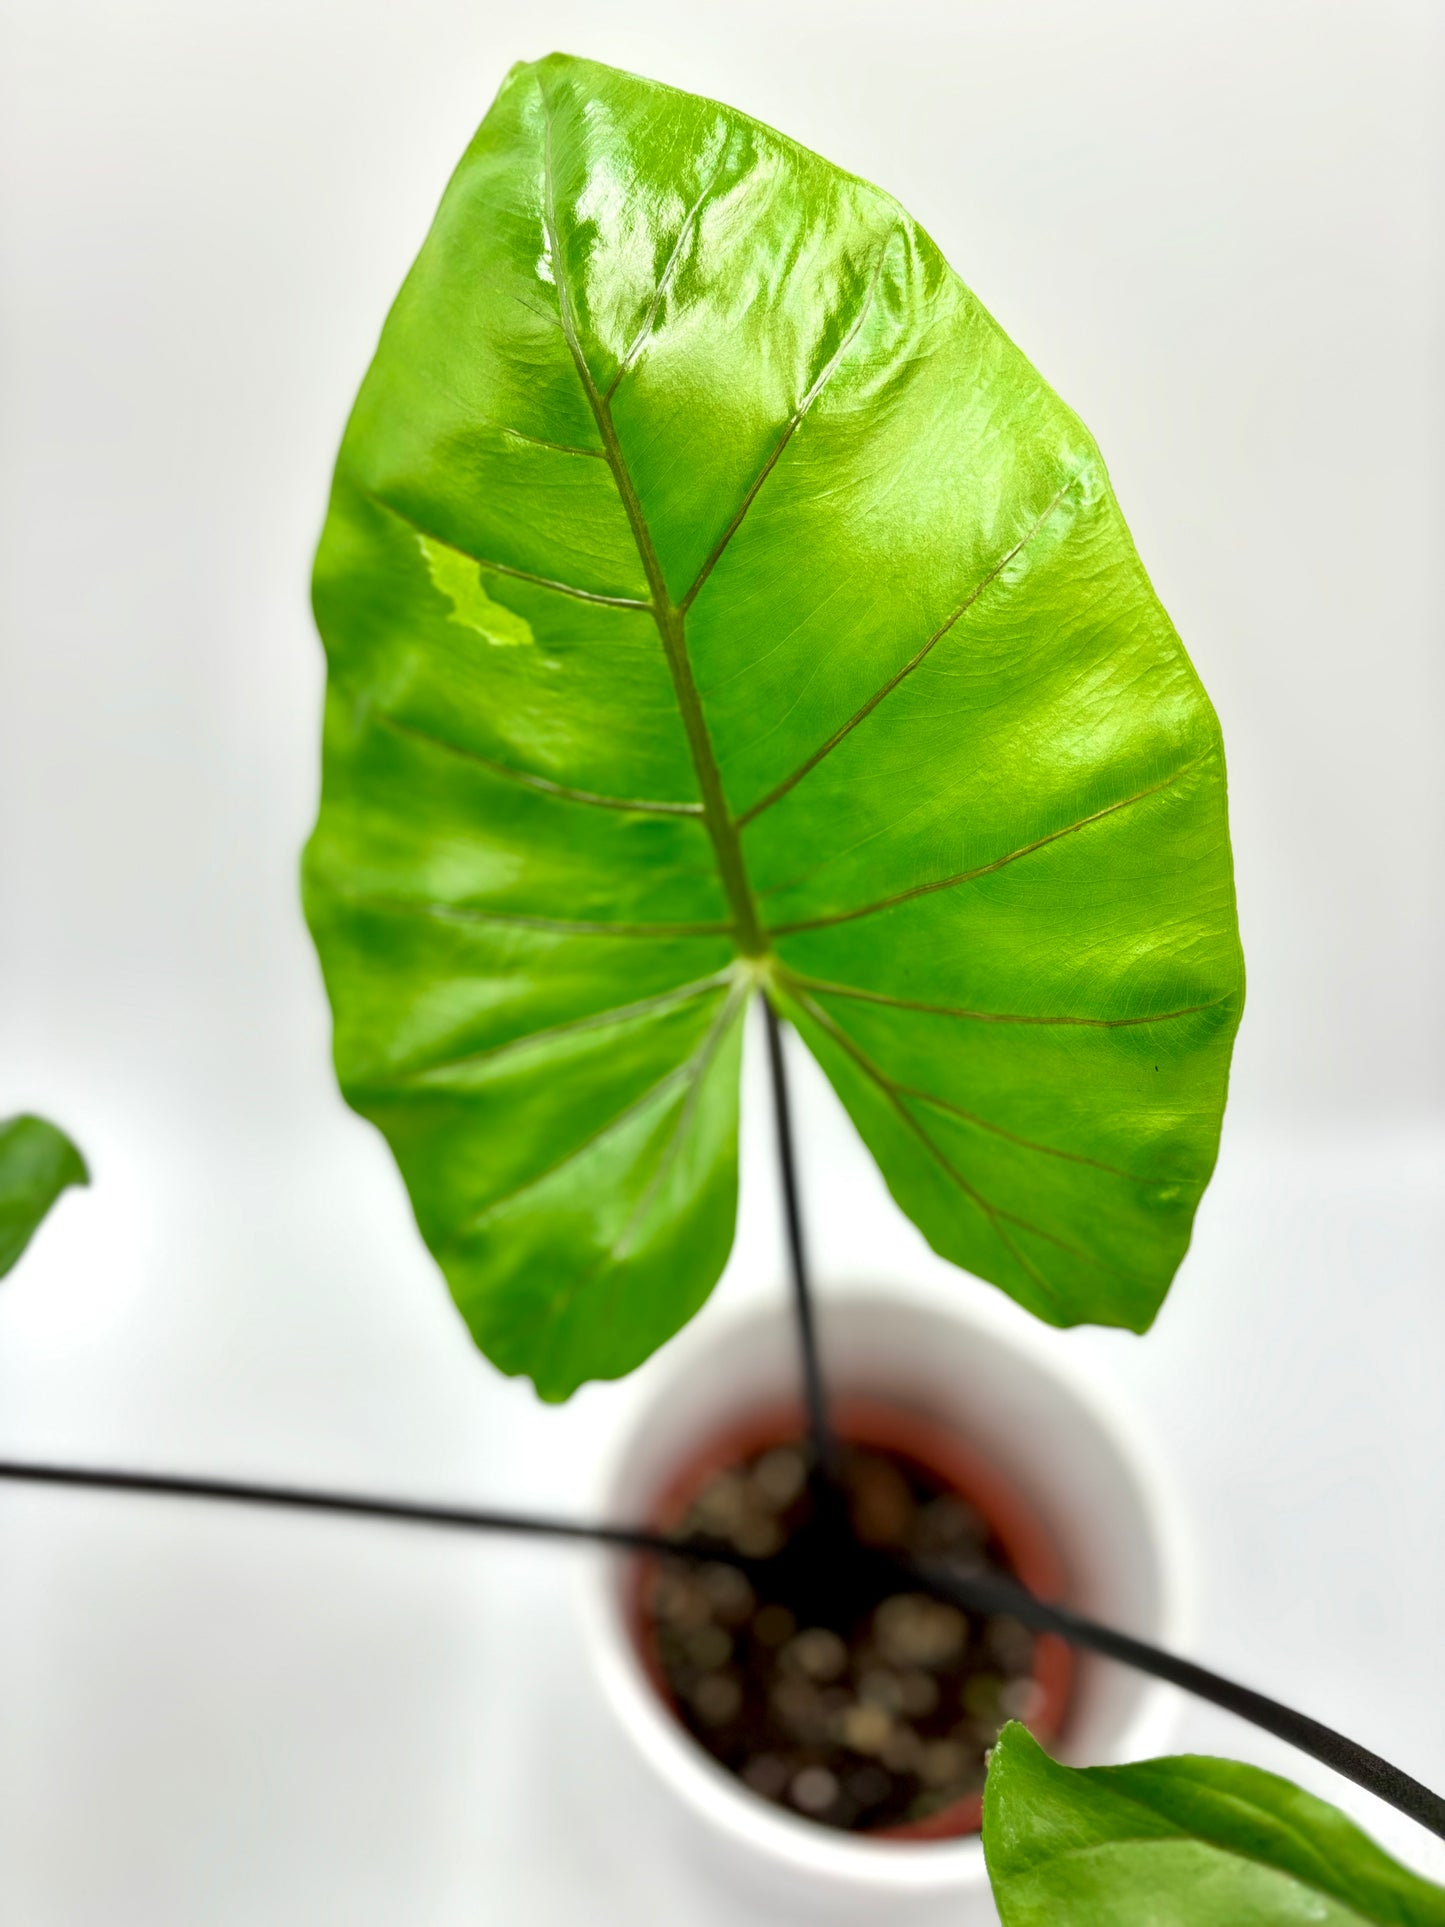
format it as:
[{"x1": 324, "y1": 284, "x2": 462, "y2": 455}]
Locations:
[{"x1": 579, "y1": 1283, "x2": 1191, "y2": 1925}]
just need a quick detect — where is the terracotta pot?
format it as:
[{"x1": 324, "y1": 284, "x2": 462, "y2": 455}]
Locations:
[{"x1": 632, "y1": 1392, "x2": 1074, "y2": 1840}]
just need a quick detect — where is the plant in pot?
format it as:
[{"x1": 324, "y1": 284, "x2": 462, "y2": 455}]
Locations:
[
  {"x1": 3, "y1": 50, "x2": 1440, "y2": 1927},
  {"x1": 292, "y1": 49, "x2": 1445, "y2": 1923}
]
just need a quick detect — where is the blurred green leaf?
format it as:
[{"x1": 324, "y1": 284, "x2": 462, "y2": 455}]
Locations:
[
  {"x1": 0, "y1": 1114, "x2": 88, "y2": 1281},
  {"x1": 984, "y1": 1723, "x2": 1445, "y2": 1925},
  {"x1": 304, "y1": 52, "x2": 1243, "y2": 1398}
]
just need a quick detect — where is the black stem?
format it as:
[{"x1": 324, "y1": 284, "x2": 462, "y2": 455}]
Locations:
[
  {"x1": 2, "y1": 1456, "x2": 1442, "y2": 1842},
  {"x1": 762, "y1": 996, "x2": 837, "y2": 1479},
  {"x1": 0, "y1": 1459, "x2": 738, "y2": 1567},
  {"x1": 915, "y1": 1562, "x2": 1445, "y2": 1844}
]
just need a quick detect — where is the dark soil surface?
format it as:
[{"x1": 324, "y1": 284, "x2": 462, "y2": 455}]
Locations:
[{"x1": 641, "y1": 1438, "x2": 1044, "y2": 1835}]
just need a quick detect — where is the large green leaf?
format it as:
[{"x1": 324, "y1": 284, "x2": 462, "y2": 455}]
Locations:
[
  {"x1": 983, "y1": 1724, "x2": 1445, "y2": 1925},
  {"x1": 303, "y1": 52, "x2": 1244, "y2": 1399},
  {"x1": 0, "y1": 1114, "x2": 88, "y2": 1281}
]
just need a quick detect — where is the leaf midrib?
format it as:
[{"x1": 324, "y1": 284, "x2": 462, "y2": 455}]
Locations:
[
  {"x1": 541, "y1": 98, "x2": 768, "y2": 959},
  {"x1": 1004, "y1": 1835, "x2": 1378, "y2": 1925}
]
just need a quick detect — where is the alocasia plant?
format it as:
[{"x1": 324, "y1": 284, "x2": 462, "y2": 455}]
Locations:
[
  {"x1": 984, "y1": 1724, "x2": 1445, "y2": 1925},
  {"x1": 0, "y1": 1113, "x2": 87, "y2": 1280},
  {"x1": 304, "y1": 52, "x2": 1244, "y2": 1402},
  {"x1": 0, "y1": 54, "x2": 1421, "y2": 1927},
  {"x1": 288, "y1": 60, "x2": 1445, "y2": 1918}
]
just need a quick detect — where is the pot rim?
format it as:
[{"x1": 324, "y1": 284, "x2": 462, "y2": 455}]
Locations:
[{"x1": 578, "y1": 1279, "x2": 1194, "y2": 1898}]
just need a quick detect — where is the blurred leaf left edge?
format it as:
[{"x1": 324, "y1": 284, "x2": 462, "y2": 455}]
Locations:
[{"x1": 0, "y1": 1113, "x2": 89, "y2": 1281}]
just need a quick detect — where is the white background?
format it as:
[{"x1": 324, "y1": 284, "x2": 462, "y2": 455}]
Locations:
[{"x1": 2, "y1": 1, "x2": 1442, "y2": 1920}]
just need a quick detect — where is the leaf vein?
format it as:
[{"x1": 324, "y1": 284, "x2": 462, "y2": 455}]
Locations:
[
  {"x1": 779, "y1": 969, "x2": 1228, "y2": 1031},
  {"x1": 449, "y1": 1050, "x2": 701, "y2": 1235},
  {"x1": 790, "y1": 988, "x2": 1067, "y2": 1311},
  {"x1": 376, "y1": 714, "x2": 704, "y2": 816},
  {"x1": 502, "y1": 984, "x2": 748, "y2": 1362},
  {"x1": 614, "y1": 981, "x2": 747, "y2": 1260},
  {"x1": 332, "y1": 888, "x2": 731, "y2": 940},
  {"x1": 902, "y1": 1086, "x2": 1157, "y2": 1184},
  {"x1": 769, "y1": 753, "x2": 1210, "y2": 937},
  {"x1": 738, "y1": 463, "x2": 1091, "y2": 824},
  {"x1": 360, "y1": 486, "x2": 652, "y2": 611},
  {"x1": 603, "y1": 153, "x2": 730, "y2": 401},
  {"x1": 373, "y1": 973, "x2": 733, "y2": 1085},
  {"x1": 678, "y1": 228, "x2": 899, "y2": 615}
]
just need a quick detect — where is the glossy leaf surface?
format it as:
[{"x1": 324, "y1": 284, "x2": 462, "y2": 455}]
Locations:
[
  {"x1": 984, "y1": 1725, "x2": 1445, "y2": 1926},
  {"x1": 0, "y1": 1114, "x2": 88, "y2": 1281},
  {"x1": 304, "y1": 53, "x2": 1244, "y2": 1398}
]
